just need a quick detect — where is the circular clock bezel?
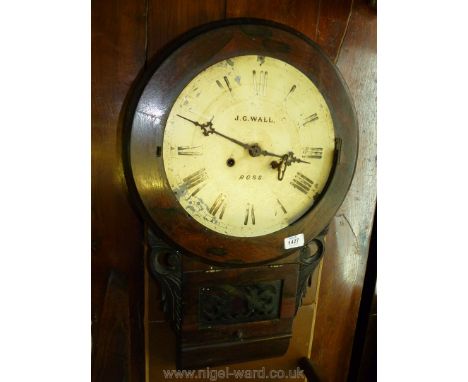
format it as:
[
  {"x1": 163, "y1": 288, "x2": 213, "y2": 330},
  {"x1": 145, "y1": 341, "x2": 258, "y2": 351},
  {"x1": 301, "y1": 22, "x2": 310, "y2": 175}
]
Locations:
[{"x1": 124, "y1": 19, "x2": 358, "y2": 266}]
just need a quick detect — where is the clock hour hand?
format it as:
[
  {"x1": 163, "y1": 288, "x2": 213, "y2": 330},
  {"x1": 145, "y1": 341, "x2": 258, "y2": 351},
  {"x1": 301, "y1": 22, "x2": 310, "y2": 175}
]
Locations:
[
  {"x1": 248, "y1": 144, "x2": 282, "y2": 159},
  {"x1": 271, "y1": 152, "x2": 310, "y2": 181},
  {"x1": 251, "y1": 145, "x2": 309, "y2": 165},
  {"x1": 288, "y1": 155, "x2": 310, "y2": 165}
]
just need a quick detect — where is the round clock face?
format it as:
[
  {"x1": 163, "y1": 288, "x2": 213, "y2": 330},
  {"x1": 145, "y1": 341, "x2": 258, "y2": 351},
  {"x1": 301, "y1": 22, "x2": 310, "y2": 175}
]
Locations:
[{"x1": 163, "y1": 55, "x2": 335, "y2": 237}]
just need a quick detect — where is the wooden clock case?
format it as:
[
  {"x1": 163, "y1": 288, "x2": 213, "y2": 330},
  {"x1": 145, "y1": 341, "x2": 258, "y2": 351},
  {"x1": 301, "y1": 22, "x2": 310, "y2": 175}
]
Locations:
[{"x1": 124, "y1": 19, "x2": 358, "y2": 369}]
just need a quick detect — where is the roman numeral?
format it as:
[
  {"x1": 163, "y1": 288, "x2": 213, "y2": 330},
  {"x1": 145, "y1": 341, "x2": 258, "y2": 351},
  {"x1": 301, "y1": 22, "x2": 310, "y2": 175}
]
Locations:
[
  {"x1": 302, "y1": 147, "x2": 323, "y2": 159},
  {"x1": 216, "y1": 76, "x2": 233, "y2": 94},
  {"x1": 252, "y1": 70, "x2": 268, "y2": 96},
  {"x1": 209, "y1": 193, "x2": 227, "y2": 219},
  {"x1": 290, "y1": 172, "x2": 314, "y2": 195},
  {"x1": 303, "y1": 113, "x2": 319, "y2": 126},
  {"x1": 181, "y1": 168, "x2": 208, "y2": 197},
  {"x1": 177, "y1": 145, "x2": 203, "y2": 156},
  {"x1": 276, "y1": 199, "x2": 287, "y2": 214},
  {"x1": 244, "y1": 203, "x2": 256, "y2": 225}
]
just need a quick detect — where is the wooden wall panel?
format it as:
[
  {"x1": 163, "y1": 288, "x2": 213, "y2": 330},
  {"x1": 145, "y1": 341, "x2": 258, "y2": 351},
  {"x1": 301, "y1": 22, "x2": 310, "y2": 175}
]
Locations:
[
  {"x1": 226, "y1": 0, "x2": 353, "y2": 61},
  {"x1": 91, "y1": 0, "x2": 147, "y2": 379},
  {"x1": 316, "y1": 0, "x2": 354, "y2": 61},
  {"x1": 147, "y1": 0, "x2": 226, "y2": 60},
  {"x1": 92, "y1": 271, "x2": 131, "y2": 381},
  {"x1": 226, "y1": 0, "x2": 320, "y2": 40},
  {"x1": 310, "y1": 0, "x2": 377, "y2": 380}
]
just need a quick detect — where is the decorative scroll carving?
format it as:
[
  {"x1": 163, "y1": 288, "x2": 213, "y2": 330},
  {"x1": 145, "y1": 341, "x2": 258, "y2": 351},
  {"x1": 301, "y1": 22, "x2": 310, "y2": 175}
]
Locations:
[
  {"x1": 199, "y1": 281, "x2": 282, "y2": 326},
  {"x1": 147, "y1": 229, "x2": 182, "y2": 332},
  {"x1": 295, "y1": 228, "x2": 327, "y2": 312}
]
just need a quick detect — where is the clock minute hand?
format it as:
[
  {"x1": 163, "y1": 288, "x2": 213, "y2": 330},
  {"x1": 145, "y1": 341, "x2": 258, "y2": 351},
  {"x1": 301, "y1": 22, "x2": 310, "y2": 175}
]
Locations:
[
  {"x1": 176, "y1": 114, "x2": 255, "y2": 152},
  {"x1": 176, "y1": 114, "x2": 214, "y2": 136},
  {"x1": 210, "y1": 129, "x2": 251, "y2": 151}
]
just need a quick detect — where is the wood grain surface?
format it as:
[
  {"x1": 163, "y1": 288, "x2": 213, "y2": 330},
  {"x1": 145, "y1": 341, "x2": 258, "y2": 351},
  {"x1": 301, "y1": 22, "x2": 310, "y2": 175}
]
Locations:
[
  {"x1": 226, "y1": 0, "x2": 320, "y2": 40},
  {"x1": 316, "y1": 0, "x2": 354, "y2": 61},
  {"x1": 147, "y1": 0, "x2": 226, "y2": 61},
  {"x1": 92, "y1": 271, "x2": 131, "y2": 382},
  {"x1": 91, "y1": 0, "x2": 147, "y2": 379},
  {"x1": 310, "y1": 0, "x2": 377, "y2": 380},
  {"x1": 226, "y1": 0, "x2": 353, "y2": 62}
]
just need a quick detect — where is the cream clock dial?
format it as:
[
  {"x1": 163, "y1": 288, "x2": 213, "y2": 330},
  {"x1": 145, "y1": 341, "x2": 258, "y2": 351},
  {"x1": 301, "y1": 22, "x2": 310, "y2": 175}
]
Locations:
[{"x1": 163, "y1": 55, "x2": 335, "y2": 237}]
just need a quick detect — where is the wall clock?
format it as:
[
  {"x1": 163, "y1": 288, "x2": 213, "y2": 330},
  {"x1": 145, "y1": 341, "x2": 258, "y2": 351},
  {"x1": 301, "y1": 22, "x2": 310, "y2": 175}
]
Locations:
[{"x1": 124, "y1": 19, "x2": 358, "y2": 369}]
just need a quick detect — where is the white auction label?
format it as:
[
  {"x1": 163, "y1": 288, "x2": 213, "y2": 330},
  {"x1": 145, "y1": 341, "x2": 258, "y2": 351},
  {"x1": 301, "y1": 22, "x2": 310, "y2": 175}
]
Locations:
[{"x1": 284, "y1": 233, "x2": 305, "y2": 249}]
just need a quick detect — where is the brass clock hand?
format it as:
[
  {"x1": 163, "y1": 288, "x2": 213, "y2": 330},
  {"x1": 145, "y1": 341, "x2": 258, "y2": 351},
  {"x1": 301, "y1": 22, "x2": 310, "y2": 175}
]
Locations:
[
  {"x1": 271, "y1": 152, "x2": 311, "y2": 181},
  {"x1": 277, "y1": 154, "x2": 290, "y2": 181},
  {"x1": 176, "y1": 114, "x2": 214, "y2": 136},
  {"x1": 250, "y1": 144, "x2": 310, "y2": 165},
  {"x1": 177, "y1": 114, "x2": 253, "y2": 151},
  {"x1": 248, "y1": 144, "x2": 282, "y2": 159},
  {"x1": 176, "y1": 115, "x2": 310, "y2": 178},
  {"x1": 194, "y1": 126, "x2": 284, "y2": 161},
  {"x1": 288, "y1": 155, "x2": 310, "y2": 165},
  {"x1": 210, "y1": 128, "x2": 252, "y2": 151}
]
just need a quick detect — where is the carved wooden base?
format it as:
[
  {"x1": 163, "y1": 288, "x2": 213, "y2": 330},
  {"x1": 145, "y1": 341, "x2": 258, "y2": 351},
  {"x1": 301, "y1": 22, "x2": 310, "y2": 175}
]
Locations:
[{"x1": 147, "y1": 228, "x2": 325, "y2": 369}]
